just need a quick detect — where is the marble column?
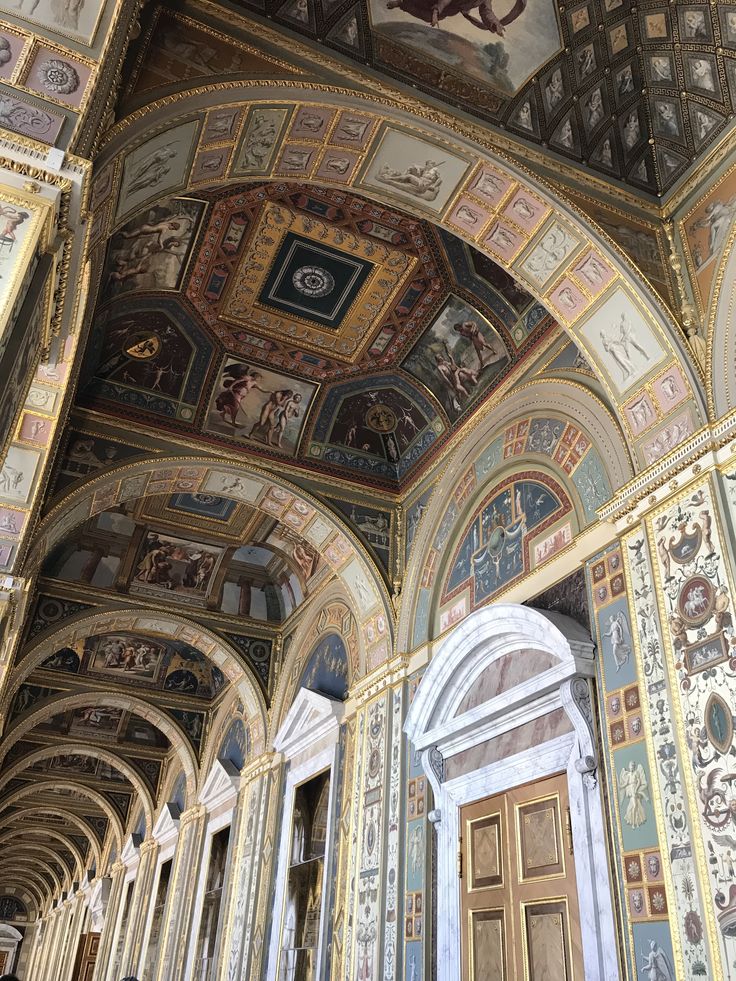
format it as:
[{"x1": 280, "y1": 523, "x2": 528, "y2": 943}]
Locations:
[
  {"x1": 119, "y1": 837, "x2": 159, "y2": 978},
  {"x1": 92, "y1": 861, "x2": 126, "y2": 981},
  {"x1": 154, "y1": 805, "x2": 207, "y2": 981}
]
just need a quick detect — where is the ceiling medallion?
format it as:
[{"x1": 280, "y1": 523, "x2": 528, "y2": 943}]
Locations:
[
  {"x1": 365, "y1": 404, "x2": 397, "y2": 434},
  {"x1": 124, "y1": 332, "x2": 161, "y2": 359},
  {"x1": 292, "y1": 265, "x2": 335, "y2": 298}
]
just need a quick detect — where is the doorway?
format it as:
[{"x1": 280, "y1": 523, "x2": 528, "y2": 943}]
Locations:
[
  {"x1": 404, "y1": 604, "x2": 619, "y2": 980},
  {"x1": 460, "y1": 772, "x2": 584, "y2": 979}
]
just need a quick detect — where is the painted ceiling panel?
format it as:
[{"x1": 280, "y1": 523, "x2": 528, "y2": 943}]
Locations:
[
  {"x1": 80, "y1": 180, "x2": 555, "y2": 491},
  {"x1": 228, "y1": 0, "x2": 736, "y2": 196}
]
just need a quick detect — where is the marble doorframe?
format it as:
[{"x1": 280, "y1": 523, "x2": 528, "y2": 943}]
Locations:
[
  {"x1": 404, "y1": 604, "x2": 619, "y2": 981},
  {"x1": 183, "y1": 760, "x2": 240, "y2": 980},
  {"x1": 266, "y1": 688, "x2": 344, "y2": 981},
  {"x1": 0, "y1": 923, "x2": 22, "y2": 973},
  {"x1": 137, "y1": 804, "x2": 180, "y2": 979}
]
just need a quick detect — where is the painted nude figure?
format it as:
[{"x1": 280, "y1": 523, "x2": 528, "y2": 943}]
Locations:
[
  {"x1": 385, "y1": 0, "x2": 527, "y2": 36},
  {"x1": 452, "y1": 320, "x2": 503, "y2": 367}
]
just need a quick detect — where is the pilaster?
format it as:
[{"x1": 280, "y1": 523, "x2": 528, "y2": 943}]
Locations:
[
  {"x1": 154, "y1": 804, "x2": 206, "y2": 981},
  {"x1": 119, "y1": 837, "x2": 159, "y2": 978},
  {"x1": 589, "y1": 433, "x2": 736, "y2": 978},
  {"x1": 218, "y1": 752, "x2": 278, "y2": 981},
  {"x1": 92, "y1": 861, "x2": 125, "y2": 981}
]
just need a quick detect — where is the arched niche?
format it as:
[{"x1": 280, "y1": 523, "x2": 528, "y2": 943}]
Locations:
[
  {"x1": 89, "y1": 85, "x2": 704, "y2": 469},
  {"x1": 398, "y1": 379, "x2": 630, "y2": 651},
  {"x1": 404, "y1": 604, "x2": 617, "y2": 980},
  {"x1": 270, "y1": 590, "x2": 363, "y2": 742}
]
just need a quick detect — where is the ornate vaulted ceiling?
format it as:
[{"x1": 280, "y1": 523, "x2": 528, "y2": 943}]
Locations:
[
  {"x1": 79, "y1": 180, "x2": 556, "y2": 492},
  {"x1": 231, "y1": 0, "x2": 736, "y2": 197}
]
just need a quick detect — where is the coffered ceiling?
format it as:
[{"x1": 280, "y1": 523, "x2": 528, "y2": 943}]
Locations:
[{"x1": 231, "y1": 0, "x2": 736, "y2": 197}]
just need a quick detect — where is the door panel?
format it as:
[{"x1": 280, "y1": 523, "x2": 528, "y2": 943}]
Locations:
[{"x1": 461, "y1": 772, "x2": 584, "y2": 980}]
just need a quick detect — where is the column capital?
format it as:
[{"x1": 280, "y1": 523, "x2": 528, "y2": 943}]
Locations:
[
  {"x1": 179, "y1": 803, "x2": 206, "y2": 827},
  {"x1": 241, "y1": 750, "x2": 276, "y2": 781}
]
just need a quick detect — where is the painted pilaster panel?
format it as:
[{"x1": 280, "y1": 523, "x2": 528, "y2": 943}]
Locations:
[
  {"x1": 404, "y1": 671, "x2": 429, "y2": 981},
  {"x1": 209, "y1": 756, "x2": 274, "y2": 981},
  {"x1": 120, "y1": 838, "x2": 159, "y2": 978},
  {"x1": 623, "y1": 526, "x2": 714, "y2": 977},
  {"x1": 587, "y1": 545, "x2": 684, "y2": 977},
  {"x1": 645, "y1": 470, "x2": 736, "y2": 976},
  {"x1": 343, "y1": 705, "x2": 366, "y2": 981},
  {"x1": 155, "y1": 806, "x2": 206, "y2": 981},
  {"x1": 382, "y1": 684, "x2": 404, "y2": 981},
  {"x1": 330, "y1": 720, "x2": 356, "y2": 977},
  {"x1": 92, "y1": 862, "x2": 125, "y2": 981},
  {"x1": 354, "y1": 692, "x2": 388, "y2": 981}
]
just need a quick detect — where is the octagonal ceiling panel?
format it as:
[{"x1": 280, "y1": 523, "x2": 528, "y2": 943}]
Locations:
[{"x1": 80, "y1": 181, "x2": 556, "y2": 491}]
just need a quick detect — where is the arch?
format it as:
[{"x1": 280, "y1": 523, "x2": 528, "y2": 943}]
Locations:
[
  {"x1": 405, "y1": 604, "x2": 615, "y2": 980},
  {"x1": 1, "y1": 806, "x2": 103, "y2": 871},
  {"x1": 270, "y1": 588, "x2": 363, "y2": 740},
  {"x1": 0, "y1": 859, "x2": 62, "y2": 897},
  {"x1": 0, "y1": 843, "x2": 73, "y2": 889},
  {"x1": 0, "y1": 828, "x2": 85, "y2": 881},
  {"x1": 11, "y1": 606, "x2": 268, "y2": 756},
  {"x1": 0, "y1": 780, "x2": 125, "y2": 852},
  {"x1": 397, "y1": 378, "x2": 628, "y2": 650},
  {"x1": 0, "y1": 691, "x2": 198, "y2": 808},
  {"x1": 22, "y1": 457, "x2": 392, "y2": 654},
  {"x1": 0, "y1": 743, "x2": 155, "y2": 834},
  {"x1": 0, "y1": 925, "x2": 23, "y2": 942},
  {"x1": 90, "y1": 84, "x2": 704, "y2": 467},
  {"x1": 0, "y1": 874, "x2": 47, "y2": 910}
]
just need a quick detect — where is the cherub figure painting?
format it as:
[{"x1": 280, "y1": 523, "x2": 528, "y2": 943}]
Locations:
[
  {"x1": 370, "y1": 0, "x2": 560, "y2": 95},
  {"x1": 385, "y1": 0, "x2": 527, "y2": 36}
]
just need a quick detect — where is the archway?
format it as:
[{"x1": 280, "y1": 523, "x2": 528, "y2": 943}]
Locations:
[
  {"x1": 88, "y1": 84, "x2": 704, "y2": 474},
  {"x1": 405, "y1": 604, "x2": 616, "y2": 980}
]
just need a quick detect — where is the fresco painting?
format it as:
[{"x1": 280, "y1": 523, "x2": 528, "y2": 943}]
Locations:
[
  {"x1": 443, "y1": 478, "x2": 567, "y2": 611},
  {"x1": 361, "y1": 127, "x2": 471, "y2": 213},
  {"x1": 683, "y1": 164, "x2": 736, "y2": 306},
  {"x1": 206, "y1": 357, "x2": 318, "y2": 456},
  {"x1": 130, "y1": 530, "x2": 225, "y2": 607},
  {"x1": 103, "y1": 198, "x2": 204, "y2": 299},
  {"x1": 299, "y1": 632, "x2": 350, "y2": 700},
  {"x1": 368, "y1": 0, "x2": 562, "y2": 95},
  {"x1": 116, "y1": 121, "x2": 200, "y2": 219},
  {"x1": 576, "y1": 287, "x2": 665, "y2": 395},
  {"x1": 3, "y1": 0, "x2": 104, "y2": 45},
  {"x1": 329, "y1": 498, "x2": 391, "y2": 573},
  {"x1": 402, "y1": 294, "x2": 509, "y2": 422}
]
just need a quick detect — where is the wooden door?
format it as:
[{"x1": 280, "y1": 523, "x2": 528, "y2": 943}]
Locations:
[
  {"x1": 460, "y1": 772, "x2": 584, "y2": 981},
  {"x1": 72, "y1": 932, "x2": 100, "y2": 981},
  {"x1": 0, "y1": 951, "x2": 7, "y2": 973}
]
